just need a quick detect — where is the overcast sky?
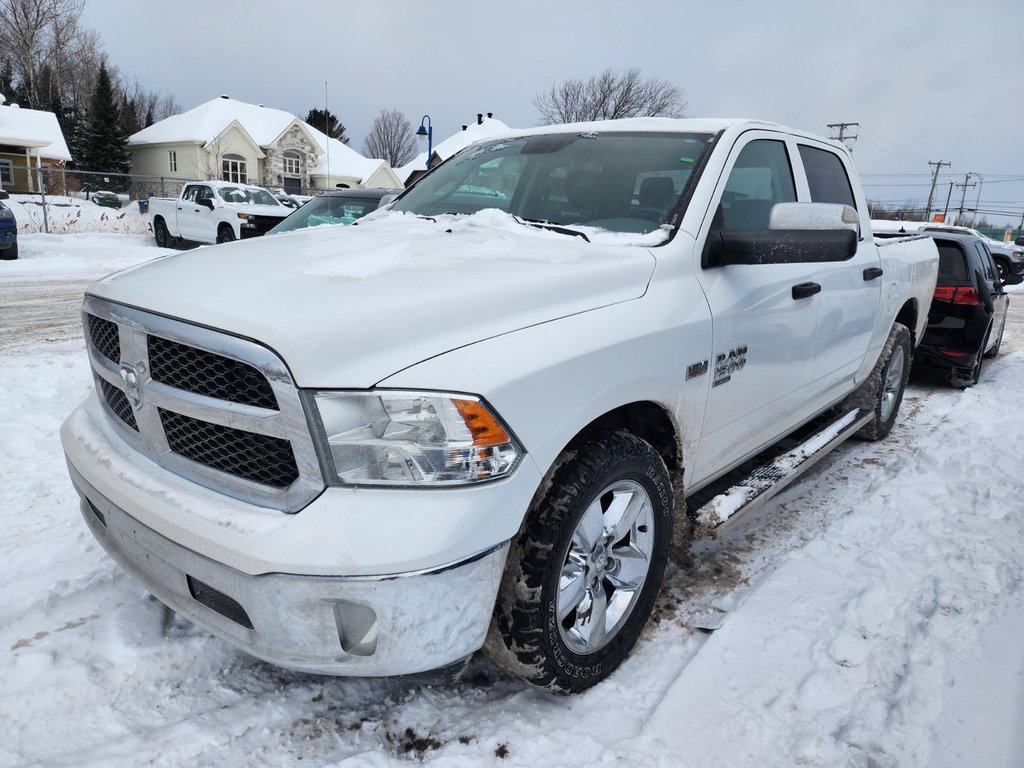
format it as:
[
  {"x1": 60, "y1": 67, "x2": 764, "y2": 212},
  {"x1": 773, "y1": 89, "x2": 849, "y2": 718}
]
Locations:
[{"x1": 83, "y1": 0, "x2": 1023, "y2": 228}]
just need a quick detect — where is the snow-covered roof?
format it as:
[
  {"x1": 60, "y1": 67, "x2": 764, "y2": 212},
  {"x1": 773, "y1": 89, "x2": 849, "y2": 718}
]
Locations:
[
  {"x1": 129, "y1": 96, "x2": 392, "y2": 185},
  {"x1": 397, "y1": 116, "x2": 511, "y2": 182},
  {"x1": 0, "y1": 102, "x2": 72, "y2": 161}
]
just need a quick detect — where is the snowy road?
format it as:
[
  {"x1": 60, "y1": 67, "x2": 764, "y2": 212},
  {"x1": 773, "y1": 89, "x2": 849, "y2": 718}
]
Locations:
[{"x1": 1, "y1": 235, "x2": 1022, "y2": 767}]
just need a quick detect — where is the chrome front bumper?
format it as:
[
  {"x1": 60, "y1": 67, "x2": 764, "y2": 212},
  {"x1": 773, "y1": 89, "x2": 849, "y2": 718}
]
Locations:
[{"x1": 69, "y1": 463, "x2": 508, "y2": 676}]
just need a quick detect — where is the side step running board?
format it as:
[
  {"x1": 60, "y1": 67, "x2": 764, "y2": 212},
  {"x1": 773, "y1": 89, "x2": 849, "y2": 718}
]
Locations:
[{"x1": 692, "y1": 408, "x2": 872, "y2": 537}]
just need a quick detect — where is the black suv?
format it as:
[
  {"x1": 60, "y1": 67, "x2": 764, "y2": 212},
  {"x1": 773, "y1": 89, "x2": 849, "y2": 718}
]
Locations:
[{"x1": 914, "y1": 233, "x2": 1022, "y2": 387}]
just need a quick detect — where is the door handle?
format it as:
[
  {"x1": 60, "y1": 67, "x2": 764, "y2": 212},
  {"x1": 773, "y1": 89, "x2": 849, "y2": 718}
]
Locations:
[
  {"x1": 863, "y1": 267, "x2": 884, "y2": 281},
  {"x1": 177, "y1": 206, "x2": 183, "y2": 210},
  {"x1": 792, "y1": 282, "x2": 821, "y2": 300}
]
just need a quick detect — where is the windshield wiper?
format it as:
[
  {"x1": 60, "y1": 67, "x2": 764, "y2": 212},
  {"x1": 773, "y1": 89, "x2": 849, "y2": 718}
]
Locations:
[{"x1": 513, "y1": 216, "x2": 590, "y2": 242}]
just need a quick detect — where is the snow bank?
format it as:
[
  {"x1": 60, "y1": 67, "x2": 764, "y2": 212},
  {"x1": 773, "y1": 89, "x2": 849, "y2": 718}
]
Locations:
[{"x1": 6, "y1": 194, "x2": 150, "y2": 235}]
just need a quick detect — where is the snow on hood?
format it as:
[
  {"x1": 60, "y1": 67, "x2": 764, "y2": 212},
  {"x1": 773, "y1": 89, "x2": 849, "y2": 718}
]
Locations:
[{"x1": 86, "y1": 210, "x2": 659, "y2": 387}]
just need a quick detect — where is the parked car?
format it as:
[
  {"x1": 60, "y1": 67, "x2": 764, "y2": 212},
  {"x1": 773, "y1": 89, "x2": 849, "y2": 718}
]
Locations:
[
  {"x1": 914, "y1": 233, "x2": 1022, "y2": 387},
  {"x1": 91, "y1": 191, "x2": 122, "y2": 210},
  {"x1": 872, "y1": 220, "x2": 1024, "y2": 279},
  {"x1": 62, "y1": 118, "x2": 939, "y2": 693},
  {"x1": 149, "y1": 180, "x2": 291, "y2": 246},
  {"x1": 0, "y1": 191, "x2": 17, "y2": 260},
  {"x1": 267, "y1": 188, "x2": 400, "y2": 235}
]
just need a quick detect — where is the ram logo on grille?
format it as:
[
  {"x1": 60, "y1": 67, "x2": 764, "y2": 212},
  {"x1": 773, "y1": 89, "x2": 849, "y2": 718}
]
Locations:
[{"x1": 118, "y1": 362, "x2": 145, "y2": 408}]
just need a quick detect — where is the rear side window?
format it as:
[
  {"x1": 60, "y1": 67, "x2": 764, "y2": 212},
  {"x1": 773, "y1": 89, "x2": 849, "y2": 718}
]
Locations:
[
  {"x1": 974, "y1": 243, "x2": 995, "y2": 280},
  {"x1": 798, "y1": 145, "x2": 856, "y2": 209},
  {"x1": 936, "y1": 243, "x2": 968, "y2": 282}
]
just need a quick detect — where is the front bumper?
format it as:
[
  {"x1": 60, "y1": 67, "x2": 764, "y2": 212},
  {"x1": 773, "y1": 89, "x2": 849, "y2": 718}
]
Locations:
[
  {"x1": 0, "y1": 226, "x2": 15, "y2": 248},
  {"x1": 69, "y1": 461, "x2": 508, "y2": 676}
]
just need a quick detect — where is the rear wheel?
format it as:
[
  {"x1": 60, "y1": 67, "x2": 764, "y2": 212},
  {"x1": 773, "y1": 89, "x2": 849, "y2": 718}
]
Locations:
[
  {"x1": 845, "y1": 323, "x2": 912, "y2": 441},
  {"x1": 216, "y1": 225, "x2": 236, "y2": 244},
  {"x1": 984, "y1": 315, "x2": 1006, "y2": 359},
  {"x1": 484, "y1": 431, "x2": 673, "y2": 693},
  {"x1": 153, "y1": 218, "x2": 169, "y2": 248}
]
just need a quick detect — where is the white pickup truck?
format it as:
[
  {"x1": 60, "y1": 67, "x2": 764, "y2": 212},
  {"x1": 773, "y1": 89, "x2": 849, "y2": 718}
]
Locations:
[
  {"x1": 149, "y1": 180, "x2": 290, "y2": 246},
  {"x1": 62, "y1": 118, "x2": 938, "y2": 693}
]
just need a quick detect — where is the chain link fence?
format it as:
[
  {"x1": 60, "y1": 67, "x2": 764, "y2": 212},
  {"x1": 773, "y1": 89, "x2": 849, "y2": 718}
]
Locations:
[{"x1": 1, "y1": 166, "x2": 208, "y2": 235}]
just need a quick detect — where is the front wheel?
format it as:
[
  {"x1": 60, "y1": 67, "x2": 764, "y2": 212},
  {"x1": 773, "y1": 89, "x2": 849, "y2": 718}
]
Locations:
[
  {"x1": 216, "y1": 225, "x2": 236, "y2": 244},
  {"x1": 484, "y1": 431, "x2": 673, "y2": 693},
  {"x1": 0, "y1": 242, "x2": 16, "y2": 261},
  {"x1": 845, "y1": 322, "x2": 912, "y2": 441}
]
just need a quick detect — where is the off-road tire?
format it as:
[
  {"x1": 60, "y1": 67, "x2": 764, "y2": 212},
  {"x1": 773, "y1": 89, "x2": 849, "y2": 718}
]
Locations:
[
  {"x1": 844, "y1": 322, "x2": 912, "y2": 441},
  {"x1": 216, "y1": 225, "x2": 236, "y2": 244},
  {"x1": 0, "y1": 242, "x2": 16, "y2": 260},
  {"x1": 483, "y1": 431, "x2": 673, "y2": 694}
]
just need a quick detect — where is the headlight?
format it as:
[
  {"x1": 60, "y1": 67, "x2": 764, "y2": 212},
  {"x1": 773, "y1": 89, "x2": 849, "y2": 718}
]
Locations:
[
  {"x1": 237, "y1": 213, "x2": 256, "y2": 228},
  {"x1": 314, "y1": 391, "x2": 523, "y2": 486}
]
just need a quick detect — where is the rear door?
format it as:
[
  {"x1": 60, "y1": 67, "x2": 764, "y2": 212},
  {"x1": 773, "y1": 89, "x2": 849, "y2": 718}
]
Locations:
[
  {"x1": 975, "y1": 242, "x2": 1007, "y2": 341},
  {"x1": 794, "y1": 142, "x2": 882, "y2": 401}
]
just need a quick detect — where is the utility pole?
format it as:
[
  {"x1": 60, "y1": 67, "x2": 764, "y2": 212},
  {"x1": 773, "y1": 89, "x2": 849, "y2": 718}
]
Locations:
[
  {"x1": 970, "y1": 175, "x2": 984, "y2": 227},
  {"x1": 942, "y1": 179, "x2": 955, "y2": 221},
  {"x1": 827, "y1": 122, "x2": 860, "y2": 153},
  {"x1": 954, "y1": 174, "x2": 976, "y2": 226},
  {"x1": 924, "y1": 160, "x2": 950, "y2": 222}
]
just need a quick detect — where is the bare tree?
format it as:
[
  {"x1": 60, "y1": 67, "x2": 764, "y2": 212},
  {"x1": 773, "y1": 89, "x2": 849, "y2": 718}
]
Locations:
[
  {"x1": 534, "y1": 68, "x2": 688, "y2": 125},
  {"x1": 0, "y1": 0, "x2": 84, "y2": 105},
  {"x1": 363, "y1": 109, "x2": 417, "y2": 168}
]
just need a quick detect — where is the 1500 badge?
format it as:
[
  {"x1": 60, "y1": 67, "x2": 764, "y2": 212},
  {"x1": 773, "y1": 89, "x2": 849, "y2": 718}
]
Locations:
[{"x1": 712, "y1": 344, "x2": 748, "y2": 387}]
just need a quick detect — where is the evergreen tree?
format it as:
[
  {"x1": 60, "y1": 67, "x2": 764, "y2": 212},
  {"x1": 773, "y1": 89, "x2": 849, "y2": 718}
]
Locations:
[
  {"x1": 78, "y1": 62, "x2": 131, "y2": 178},
  {"x1": 305, "y1": 108, "x2": 348, "y2": 144}
]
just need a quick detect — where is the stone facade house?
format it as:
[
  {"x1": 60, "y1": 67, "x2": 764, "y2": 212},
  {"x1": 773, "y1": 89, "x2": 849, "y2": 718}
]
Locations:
[
  {"x1": 0, "y1": 96, "x2": 72, "y2": 193},
  {"x1": 128, "y1": 96, "x2": 401, "y2": 195}
]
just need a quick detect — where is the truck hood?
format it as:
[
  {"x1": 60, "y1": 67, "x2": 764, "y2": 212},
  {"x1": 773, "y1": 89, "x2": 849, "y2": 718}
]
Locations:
[
  {"x1": 88, "y1": 210, "x2": 658, "y2": 387},
  {"x1": 222, "y1": 202, "x2": 290, "y2": 218}
]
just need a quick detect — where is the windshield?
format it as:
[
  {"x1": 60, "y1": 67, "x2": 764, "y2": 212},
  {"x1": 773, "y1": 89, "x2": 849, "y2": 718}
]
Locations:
[
  {"x1": 217, "y1": 186, "x2": 280, "y2": 206},
  {"x1": 392, "y1": 131, "x2": 713, "y2": 234},
  {"x1": 268, "y1": 195, "x2": 381, "y2": 234}
]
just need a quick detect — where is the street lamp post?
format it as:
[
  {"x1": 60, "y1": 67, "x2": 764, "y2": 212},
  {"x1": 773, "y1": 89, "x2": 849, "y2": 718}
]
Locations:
[{"x1": 416, "y1": 115, "x2": 433, "y2": 171}]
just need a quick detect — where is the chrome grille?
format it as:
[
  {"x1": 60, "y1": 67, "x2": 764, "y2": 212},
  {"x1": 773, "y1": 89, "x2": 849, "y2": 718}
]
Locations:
[
  {"x1": 148, "y1": 335, "x2": 279, "y2": 409},
  {"x1": 88, "y1": 315, "x2": 120, "y2": 363},
  {"x1": 99, "y1": 378, "x2": 138, "y2": 430},
  {"x1": 160, "y1": 409, "x2": 299, "y2": 488},
  {"x1": 81, "y1": 296, "x2": 323, "y2": 512}
]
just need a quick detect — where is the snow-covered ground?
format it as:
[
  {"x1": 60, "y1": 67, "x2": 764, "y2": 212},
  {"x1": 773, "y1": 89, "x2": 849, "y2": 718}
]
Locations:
[{"x1": 1, "y1": 234, "x2": 1022, "y2": 767}]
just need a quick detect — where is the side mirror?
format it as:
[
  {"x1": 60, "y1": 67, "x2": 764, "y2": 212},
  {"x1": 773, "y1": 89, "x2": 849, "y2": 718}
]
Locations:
[
  {"x1": 1002, "y1": 272, "x2": 1024, "y2": 287},
  {"x1": 198, "y1": 198, "x2": 215, "y2": 210},
  {"x1": 377, "y1": 193, "x2": 399, "y2": 208},
  {"x1": 705, "y1": 202, "x2": 859, "y2": 267}
]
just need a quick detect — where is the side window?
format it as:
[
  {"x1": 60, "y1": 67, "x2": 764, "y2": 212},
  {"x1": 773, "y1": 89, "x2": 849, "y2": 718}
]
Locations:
[
  {"x1": 714, "y1": 139, "x2": 796, "y2": 231},
  {"x1": 196, "y1": 187, "x2": 214, "y2": 202},
  {"x1": 798, "y1": 145, "x2": 856, "y2": 209},
  {"x1": 181, "y1": 185, "x2": 199, "y2": 202},
  {"x1": 975, "y1": 243, "x2": 995, "y2": 281}
]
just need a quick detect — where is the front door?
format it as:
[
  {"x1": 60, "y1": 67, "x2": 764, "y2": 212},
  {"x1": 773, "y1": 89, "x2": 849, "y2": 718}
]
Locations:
[
  {"x1": 283, "y1": 177, "x2": 300, "y2": 195},
  {"x1": 691, "y1": 134, "x2": 824, "y2": 484}
]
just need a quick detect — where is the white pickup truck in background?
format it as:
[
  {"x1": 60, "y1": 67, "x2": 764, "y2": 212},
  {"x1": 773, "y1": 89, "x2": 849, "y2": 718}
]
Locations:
[
  {"x1": 63, "y1": 118, "x2": 938, "y2": 694},
  {"x1": 149, "y1": 180, "x2": 291, "y2": 246}
]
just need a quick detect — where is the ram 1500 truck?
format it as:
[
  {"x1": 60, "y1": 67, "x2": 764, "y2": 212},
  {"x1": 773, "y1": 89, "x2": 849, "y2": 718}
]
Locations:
[
  {"x1": 62, "y1": 119, "x2": 939, "y2": 693},
  {"x1": 149, "y1": 180, "x2": 290, "y2": 246}
]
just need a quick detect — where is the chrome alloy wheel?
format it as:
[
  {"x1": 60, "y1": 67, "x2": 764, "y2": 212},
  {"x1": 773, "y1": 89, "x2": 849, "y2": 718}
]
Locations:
[
  {"x1": 557, "y1": 479, "x2": 655, "y2": 654},
  {"x1": 880, "y1": 345, "x2": 906, "y2": 423}
]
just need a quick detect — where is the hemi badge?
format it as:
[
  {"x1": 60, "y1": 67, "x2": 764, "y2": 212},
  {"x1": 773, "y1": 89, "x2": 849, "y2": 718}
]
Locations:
[{"x1": 686, "y1": 360, "x2": 709, "y2": 380}]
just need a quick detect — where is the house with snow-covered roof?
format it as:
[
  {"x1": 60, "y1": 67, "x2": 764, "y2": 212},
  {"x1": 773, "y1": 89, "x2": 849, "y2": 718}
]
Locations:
[
  {"x1": 0, "y1": 95, "x2": 72, "y2": 193},
  {"x1": 128, "y1": 96, "x2": 401, "y2": 193},
  {"x1": 397, "y1": 112, "x2": 511, "y2": 186}
]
